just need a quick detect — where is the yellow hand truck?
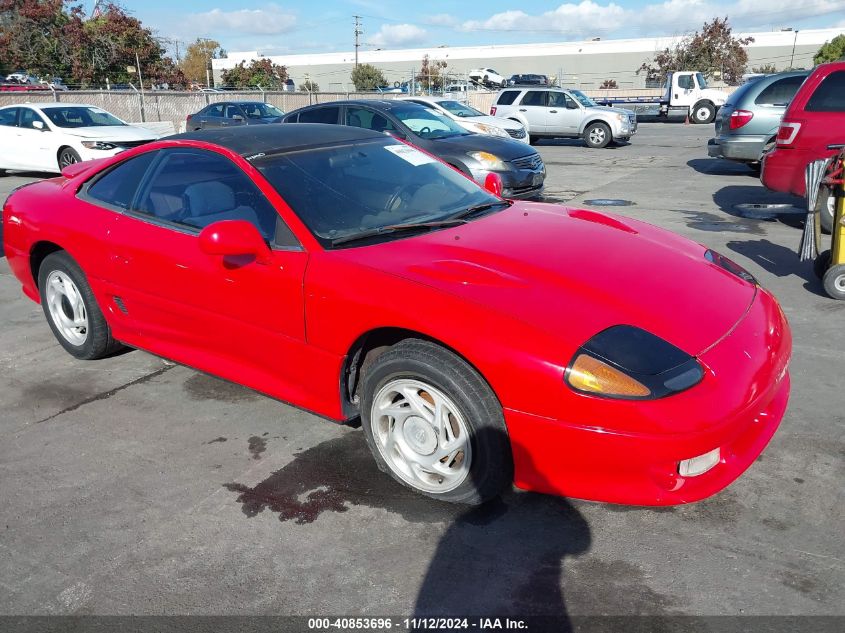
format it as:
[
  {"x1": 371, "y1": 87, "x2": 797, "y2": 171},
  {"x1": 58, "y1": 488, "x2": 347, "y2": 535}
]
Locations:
[{"x1": 802, "y1": 144, "x2": 845, "y2": 300}]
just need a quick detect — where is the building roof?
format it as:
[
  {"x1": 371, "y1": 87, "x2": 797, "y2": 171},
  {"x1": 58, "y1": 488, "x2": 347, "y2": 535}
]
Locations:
[{"x1": 169, "y1": 123, "x2": 386, "y2": 156}]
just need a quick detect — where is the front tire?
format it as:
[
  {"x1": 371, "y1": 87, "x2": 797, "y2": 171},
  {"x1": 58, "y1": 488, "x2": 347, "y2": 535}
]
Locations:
[
  {"x1": 691, "y1": 101, "x2": 716, "y2": 124},
  {"x1": 58, "y1": 147, "x2": 81, "y2": 170},
  {"x1": 584, "y1": 122, "x2": 611, "y2": 148},
  {"x1": 360, "y1": 339, "x2": 513, "y2": 505},
  {"x1": 37, "y1": 251, "x2": 124, "y2": 360}
]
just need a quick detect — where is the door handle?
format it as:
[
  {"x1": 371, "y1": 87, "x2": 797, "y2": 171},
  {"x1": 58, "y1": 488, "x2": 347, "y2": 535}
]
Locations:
[
  {"x1": 549, "y1": 110, "x2": 558, "y2": 113},
  {"x1": 519, "y1": 108, "x2": 527, "y2": 112},
  {"x1": 220, "y1": 122, "x2": 229, "y2": 126}
]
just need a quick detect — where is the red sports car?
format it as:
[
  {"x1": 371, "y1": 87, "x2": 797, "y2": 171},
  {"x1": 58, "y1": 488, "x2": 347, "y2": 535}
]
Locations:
[{"x1": 2, "y1": 124, "x2": 792, "y2": 506}]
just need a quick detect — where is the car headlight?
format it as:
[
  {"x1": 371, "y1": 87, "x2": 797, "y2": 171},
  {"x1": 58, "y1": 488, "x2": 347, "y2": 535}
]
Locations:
[
  {"x1": 614, "y1": 113, "x2": 627, "y2": 123},
  {"x1": 467, "y1": 151, "x2": 507, "y2": 171},
  {"x1": 81, "y1": 141, "x2": 118, "y2": 150},
  {"x1": 472, "y1": 123, "x2": 509, "y2": 138},
  {"x1": 565, "y1": 325, "x2": 704, "y2": 399}
]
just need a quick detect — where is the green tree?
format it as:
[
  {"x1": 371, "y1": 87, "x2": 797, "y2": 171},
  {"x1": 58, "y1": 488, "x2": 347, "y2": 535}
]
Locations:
[
  {"x1": 814, "y1": 34, "x2": 845, "y2": 64},
  {"x1": 299, "y1": 79, "x2": 318, "y2": 91},
  {"x1": 351, "y1": 63, "x2": 386, "y2": 91},
  {"x1": 181, "y1": 38, "x2": 225, "y2": 85},
  {"x1": 638, "y1": 17, "x2": 754, "y2": 86},
  {"x1": 415, "y1": 54, "x2": 447, "y2": 91},
  {"x1": 222, "y1": 58, "x2": 288, "y2": 89},
  {"x1": 0, "y1": 0, "x2": 80, "y2": 81},
  {"x1": 751, "y1": 63, "x2": 778, "y2": 74}
]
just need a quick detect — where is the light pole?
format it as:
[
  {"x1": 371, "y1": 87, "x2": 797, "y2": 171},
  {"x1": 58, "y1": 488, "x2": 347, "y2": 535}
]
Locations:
[{"x1": 790, "y1": 30, "x2": 800, "y2": 69}]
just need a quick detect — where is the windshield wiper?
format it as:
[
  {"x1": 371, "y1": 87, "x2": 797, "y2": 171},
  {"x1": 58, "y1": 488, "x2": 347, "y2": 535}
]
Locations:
[
  {"x1": 330, "y1": 218, "x2": 467, "y2": 247},
  {"x1": 448, "y1": 199, "x2": 512, "y2": 220}
]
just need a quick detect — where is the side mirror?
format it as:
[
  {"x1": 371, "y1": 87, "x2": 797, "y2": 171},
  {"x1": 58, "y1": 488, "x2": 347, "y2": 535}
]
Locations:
[
  {"x1": 484, "y1": 172, "x2": 503, "y2": 197},
  {"x1": 385, "y1": 130, "x2": 407, "y2": 140},
  {"x1": 566, "y1": 100, "x2": 579, "y2": 110},
  {"x1": 198, "y1": 220, "x2": 272, "y2": 264},
  {"x1": 32, "y1": 120, "x2": 46, "y2": 130}
]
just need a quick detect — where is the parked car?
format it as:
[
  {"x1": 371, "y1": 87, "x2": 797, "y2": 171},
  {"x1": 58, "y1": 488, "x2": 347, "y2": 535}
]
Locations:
[
  {"x1": 0, "y1": 102, "x2": 157, "y2": 173},
  {"x1": 761, "y1": 61, "x2": 845, "y2": 233},
  {"x1": 708, "y1": 70, "x2": 809, "y2": 169},
  {"x1": 398, "y1": 96, "x2": 528, "y2": 143},
  {"x1": 507, "y1": 74, "x2": 548, "y2": 86},
  {"x1": 282, "y1": 100, "x2": 545, "y2": 198},
  {"x1": 2, "y1": 123, "x2": 791, "y2": 506},
  {"x1": 186, "y1": 101, "x2": 285, "y2": 130},
  {"x1": 491, "y1": 86, "x2": 637, "y2": 148},
  {"x1": 40, "y1": 77, "x2": 69, "y2": 91},
  {"x1": 468, "y1": 68, "x2": 508, "y2": 88}
]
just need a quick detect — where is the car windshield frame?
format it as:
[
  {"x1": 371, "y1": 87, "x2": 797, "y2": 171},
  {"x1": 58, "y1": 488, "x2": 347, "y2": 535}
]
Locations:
[
  {"x1": 239, "y1": 102, "x2": 284, "y2": 119},
  {"x1": 254, "y1": 137, "x2": 506, "y2": 248},
  {"x1": 434, "y1": 100, "x2": 485, "y2": 118},
  {"x1": 569, "y1": 90, "x2": 598, "y2": 107},
  {"x1": 390, "y1": 104, "x2": 470, "y2": 139},
  {"x1": 41, "y1": 106, "x2": 126, "y2": 128},
  {"x1": 696, "y1": 73, "x2": 708, "y2": 89}
]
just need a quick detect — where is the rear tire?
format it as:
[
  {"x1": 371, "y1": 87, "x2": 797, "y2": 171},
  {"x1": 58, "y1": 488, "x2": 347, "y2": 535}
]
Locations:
[
  {"x1": 584, "y1": 122, "x2": 611, "y2": 148},
  {"x1": 360, "y1": 339, "x2": 513, "y2": 505},
  {"x1": 37, "y1": 251, "x2": 125, "y2": 360}
]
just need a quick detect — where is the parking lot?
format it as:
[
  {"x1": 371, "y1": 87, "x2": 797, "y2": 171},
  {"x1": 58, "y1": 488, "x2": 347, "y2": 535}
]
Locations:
[{"x1": 1, "y1": 122, "x2": 843, "y2": 625}]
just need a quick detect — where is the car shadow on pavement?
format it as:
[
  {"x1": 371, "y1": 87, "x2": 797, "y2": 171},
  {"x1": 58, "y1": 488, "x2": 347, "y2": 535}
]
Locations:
[
  {"x1": 687, "y1": 158, "x2": 758, "y2": 177},
  {"x1": 412, "y1": 428, "x2": 591, "y2": 632},
  {"x1": 711, "y1": 185, "x2": 807, "y2": 232},
  {"x1": 726, "y1": 239, "x2": 827, "y2": 296}
]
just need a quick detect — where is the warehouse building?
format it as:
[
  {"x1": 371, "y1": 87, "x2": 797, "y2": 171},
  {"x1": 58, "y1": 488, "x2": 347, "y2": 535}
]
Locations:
[{"x1": 213, "y1": 27, "x2": 844, "y2": 91}]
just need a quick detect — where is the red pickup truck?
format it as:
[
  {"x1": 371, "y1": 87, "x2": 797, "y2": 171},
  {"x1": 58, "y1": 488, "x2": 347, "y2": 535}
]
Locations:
[{"x1": 761, "y1": 61, "x2": 845, "y2": 233}]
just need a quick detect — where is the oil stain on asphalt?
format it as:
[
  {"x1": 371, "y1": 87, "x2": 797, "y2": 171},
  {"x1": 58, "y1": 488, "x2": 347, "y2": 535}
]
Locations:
[{"x1": 673, "y1": 209, "x2": 767, "y2": 235}]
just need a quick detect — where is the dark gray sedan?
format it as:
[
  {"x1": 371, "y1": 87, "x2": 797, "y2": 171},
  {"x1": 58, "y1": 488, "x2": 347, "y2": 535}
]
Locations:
[
  {"x1": 707, "y1": 71, "x2": 808, "y2": 168},
  {"x1": 186, "y1": 101, "x2": 285, "y2": 131},
  {"x1": 282, "y1": 100, "x2": 545, "y2": 199}
]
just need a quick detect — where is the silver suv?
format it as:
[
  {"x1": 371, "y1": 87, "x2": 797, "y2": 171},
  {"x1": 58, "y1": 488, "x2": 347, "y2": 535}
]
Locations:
[{"x1": 491, "y1": 87, "x2": 637, "y2": 148}]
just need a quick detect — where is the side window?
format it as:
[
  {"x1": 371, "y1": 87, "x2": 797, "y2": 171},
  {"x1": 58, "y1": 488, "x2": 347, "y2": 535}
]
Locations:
[
  {"x1": 520, "y1": 91, "x2": 547, "y2": 107},
  {"x1": 496, "y1": 91, "x2": 520, "y2": 105},
  {"x1": 224, "y1": 104, "x2": 243, "y2": 119},
  {"x1": 19, "y1": 108, "x2": 47, "y2": 129},
  {"x1": 345, "y1": 107, "x2": 395, "y2": 132},
  {"x1": 564, "y1": 94, "x2": 579, "y2": 109},
  {"x1": 678, "y1": 75, "x2": 694, "y2": 89},
  {"x1": 755, "y1": 76, "x2": 806, "y2": 106},
  {"x1": 805, "y1": 71, "x2": 845, "y2": 112},
  {"x1": 0, "y1": 108, "x2": 18, "y2": 126},
  {"x1": 85, "y1": 151, "x2": 158, "y2": 210},
  {"x1": 134, "y1": 149, "x2": 284, "y2": 242},
  {"x1": 298, "y1": 107, "x2": 340, "y2": 124},
  {"x1": 205, "y1": 104, "x2": 224, "y2": 117},
  {"x1": 547, "y1": 92, "x2": 567, "y2": 108}
]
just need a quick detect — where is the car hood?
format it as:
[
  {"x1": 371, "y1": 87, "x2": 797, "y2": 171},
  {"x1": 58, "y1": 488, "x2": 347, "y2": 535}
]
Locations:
[
  {"x1": 341, "y1": 202, "x2": 756, "y2": 356},
  {"x1": 465, "y1": 115, "x2": 522, "y2": 130},
  {"x1": 587, "y1": 105, "x2": 636, "y2": 117},
  {"x1": 58, "y1": 125, "x2": 157, "y2": 140},
  {"x1": 425, "y1": 133, "x2": 537, "y2": 160}
]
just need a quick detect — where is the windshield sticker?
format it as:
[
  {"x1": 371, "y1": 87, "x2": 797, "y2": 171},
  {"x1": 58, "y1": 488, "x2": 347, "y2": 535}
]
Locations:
[{"x1": 384, "y1": 144, "x2": 436, "y2": 166}]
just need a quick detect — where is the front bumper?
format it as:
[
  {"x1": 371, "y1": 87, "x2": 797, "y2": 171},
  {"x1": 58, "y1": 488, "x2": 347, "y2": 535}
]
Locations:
[
  {"x1": 504, "y1": 288, "x2": 791, "y2": 505},
  {"x1": 470, "y1": 164, "x2": 546, "y2": 200},
  {"x1": 708, "y1": 135, "x2": 768, "y2": 162}
]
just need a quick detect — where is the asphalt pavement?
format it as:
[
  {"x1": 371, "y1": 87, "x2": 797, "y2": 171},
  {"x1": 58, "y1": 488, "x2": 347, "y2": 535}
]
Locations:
[{"x1": 0, "y1": 123, "x2": 842, "y2": 625}]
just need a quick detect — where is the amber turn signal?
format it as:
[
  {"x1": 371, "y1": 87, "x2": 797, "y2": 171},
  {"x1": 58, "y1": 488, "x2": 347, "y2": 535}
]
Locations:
[{"x1": 567, "y1": 354, "x2": 652, "y2": 398}]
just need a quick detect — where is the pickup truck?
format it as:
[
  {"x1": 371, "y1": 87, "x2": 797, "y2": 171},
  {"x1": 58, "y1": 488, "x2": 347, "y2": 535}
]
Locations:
[{"x1": 598, "y1": 71, "x2": 731, "y2": 124}]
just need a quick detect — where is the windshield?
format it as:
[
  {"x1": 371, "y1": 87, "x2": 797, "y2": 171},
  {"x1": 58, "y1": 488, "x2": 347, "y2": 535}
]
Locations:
[
  {"x1": 570, "y1": 90, "x2": 597, "y2": 107},
  {"x1": 696, "y1": 73, "x2": 708, "y2": 89},
  {"x1": 41, "y1": 106, "x2": 125, "y2": 128},
  {"x1": 436, "y1": 100, "x2": 484, "y2": 117},
  {"x1": 391, "y1": 104, "x2": 468, "y2": 139},
  {"x1": 257, "y1": 138, "x2": 501, "y2": 247},
  {"x1": 240, "y1": 102, "x2": 284, "y2": 119}
]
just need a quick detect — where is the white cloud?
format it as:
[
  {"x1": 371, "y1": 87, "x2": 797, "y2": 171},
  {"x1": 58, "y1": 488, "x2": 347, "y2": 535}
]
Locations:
[
  {"x1": 461, "y1": 2, "x2": 627, "y2": 38},
  {"x1": 369, "y1": 23, "x2": 428, "y2": 47},
  {"x1": 193, "y1": 5, "x2": 297, "y2": 36},
  {"x1": 425, "y1": 14, "x2": 458, "y2": 27}
]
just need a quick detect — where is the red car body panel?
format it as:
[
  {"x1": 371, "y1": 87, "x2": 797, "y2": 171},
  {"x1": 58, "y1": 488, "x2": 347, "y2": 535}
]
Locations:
[
  {"x1": 762, "y1": 61, "x2": 845, "y2": 197},
  {"x1": 2, "y1": 136, "x2": 792, "y2": 505}
]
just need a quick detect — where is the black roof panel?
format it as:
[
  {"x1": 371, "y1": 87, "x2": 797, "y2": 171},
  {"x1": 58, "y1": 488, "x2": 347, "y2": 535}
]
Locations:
[{"x1": 169, "y1": 123, "x2": 386, "y2": 156}]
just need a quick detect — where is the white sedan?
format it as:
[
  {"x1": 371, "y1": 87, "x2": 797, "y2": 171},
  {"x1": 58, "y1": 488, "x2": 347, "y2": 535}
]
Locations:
[
  {"x1": 468, "y1": 68, "x2": 508, "y2": 87},
  {"x1": 398, "y1": 96, "x2": 529, "y2": 143},
  {"x1": 0, "y1": 103, "x2": 157, "y2": 173}
]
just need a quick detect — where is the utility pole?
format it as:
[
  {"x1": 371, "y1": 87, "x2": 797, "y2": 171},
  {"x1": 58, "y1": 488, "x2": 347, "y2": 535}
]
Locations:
[
  {"x1": 789, "y1": 30, "x2": 799, "y2": 69},
  {"x1": 353, "y1": 15, "x2": 363, "y2": 69}
]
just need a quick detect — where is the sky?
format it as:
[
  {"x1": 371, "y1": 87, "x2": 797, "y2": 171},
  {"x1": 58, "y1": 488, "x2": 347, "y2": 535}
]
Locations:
[{"x1": 124, "y1": 0, "x2": 845, "y2": 57}]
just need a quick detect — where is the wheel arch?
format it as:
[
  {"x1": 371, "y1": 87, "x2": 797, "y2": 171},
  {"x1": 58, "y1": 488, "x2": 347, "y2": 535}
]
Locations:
[
  {"x1": 580, "y1": 118, "x2": 612, "y2": 136},
  {"x1": 29, "y1": 240, "x2": 65, "y2": 289},
  {"x1": 339, "y1": 326, "x2": 495, "y2": 419},
  {"x1": 56, "y1": 145, "x2": 75, "y2": 163}
]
